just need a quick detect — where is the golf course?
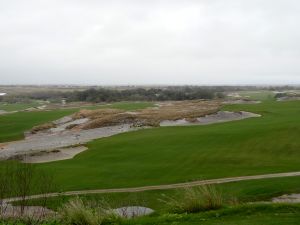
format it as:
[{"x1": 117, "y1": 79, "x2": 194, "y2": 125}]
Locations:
[
  {"x1": 31, "y1": 99, "x2": 300, "y2": 191},
  {"x1": 1, "y1": 91, "x2": 300, "y2": 224}
]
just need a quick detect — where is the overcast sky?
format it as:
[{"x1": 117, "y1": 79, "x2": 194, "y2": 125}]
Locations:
[{"x1": 0, "y1": 0, "x2": 300, "y2": 85}]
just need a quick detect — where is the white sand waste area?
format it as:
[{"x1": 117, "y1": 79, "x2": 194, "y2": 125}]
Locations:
[
  {"x1": 113, "y1": 206, "x2": 154, "y2": 218},
  {"x1": 22, "y1": 146, "x2": 88, "y2": 163},
  {"x1": 160, "y1": 111, "x2": 261, "y2": 126},
  {"x1": 0, "y1": 204, "x2": 54, "y2": 218},
  {"x1": 272, "y1": 194, "x2": 300, "y2": 203},
  {"x1": 0, "y1": 124, "x2": 135, "y2": 160},
  {"x1": 0, "y1": 109, "x2": 260, "y2": 162}
]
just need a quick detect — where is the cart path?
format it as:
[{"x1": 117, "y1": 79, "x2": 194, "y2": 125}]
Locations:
[{"x1": 3, "y1": 171, "x2": 300, "y2": 203}]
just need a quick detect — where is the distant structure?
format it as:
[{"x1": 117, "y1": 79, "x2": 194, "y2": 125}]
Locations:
[
  {"x1": 0, "y1": 93, "x2": 7, "y2": 96},
  {"x1": 61, "y1": 98, "x2": 66, "y2": 106}
]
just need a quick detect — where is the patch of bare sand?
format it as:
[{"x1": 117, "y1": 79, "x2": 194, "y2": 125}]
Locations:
[
  {"x1": 0, "y1": 204, "x2": 54, "y2": 219},
  {"x1": 22, "y1": 146, "x2": 88, "y2": 163},
  {"x1": 272, "y1": 194, "x2": 300, "y2": 203},
  {"x1": 160, "y1": 111, "x2": 261, "y2": 127},
  {"x1": 0, "y1": 124, "x2": 135, "y2": 161},
  {"x1": 0, "y1": 110, "x2": 8, "y2": 115}
]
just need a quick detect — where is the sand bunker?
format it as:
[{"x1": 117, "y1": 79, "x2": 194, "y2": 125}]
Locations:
[
  {"x1": 272, "y1": 194, "x2": 300, "y2": 203},
  {"x1": 0, "y1": 101, "x2": 261, "y2": 162},
  {"x1": 0, "y1": 124, "x2": 135, "y2": 161},
  {"x1": 112, "y1": 206, "x2": 154, "y2": 218},
  {"x1": 0, "y1": 204, "x2": 54, "y2": 219},
  {"x1": 0, "y1": 110, "x2": 8, "y2": 115},
  {"x1": 22, "y1": 146, "x2": 88, "y2": 163},
  {"x1": 277, "y1": 96, "x2": 300, "y2": 101},
  {"x1": 160, "y1": 111, "x2": 261, "y2": 126}
]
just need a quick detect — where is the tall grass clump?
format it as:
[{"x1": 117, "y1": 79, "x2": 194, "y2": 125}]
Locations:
[
  {"x1": 162, "y1": 185, "x2": 223, "y2": 214},
  {"x1": 59, "y1": 198, "x2": 101, "y2": 225},
  {"x1": 59, "y1": 197, "x2": 121, "y2": 225}
]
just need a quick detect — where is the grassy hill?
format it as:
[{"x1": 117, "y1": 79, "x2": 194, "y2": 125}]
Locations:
[{"x1": 33, "y1": 100, "x2": 300, "y2": 191}]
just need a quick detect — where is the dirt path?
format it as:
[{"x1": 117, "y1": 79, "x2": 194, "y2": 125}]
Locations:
[{"x1": 4, "y1": 171, "x2": 300, "y2": 203}]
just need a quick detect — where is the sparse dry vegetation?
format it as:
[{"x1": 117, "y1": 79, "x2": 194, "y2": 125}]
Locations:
[
  {"x1": 59, "y1": 197, "x2": 120, "y2": 225},
  {"x1": 31, "y1": 123, "x2": 56, "y2": 134},
  {"x1": 161, "y1": 185, "x2": 223, "y2": 214},
  {"x1": 69, "y1": 100, "x2": 221, "y2": 130}
]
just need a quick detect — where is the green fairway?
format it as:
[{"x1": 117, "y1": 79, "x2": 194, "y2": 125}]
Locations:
[
  {"x1": 0, "y1": 102, "x2": 153, "y2": 142},
  {"x1": 236, "y1": 90, "x2": 275, "y2": 101},
  {"x1": 0, "y1": 109, "x2": 77, "y2": 142},
  {"x1": 0, "y1": 102, "x2": 42, "y2": 112},
  {"x1": 34, "y1": 100, "x2": 300, "y2": 191}
]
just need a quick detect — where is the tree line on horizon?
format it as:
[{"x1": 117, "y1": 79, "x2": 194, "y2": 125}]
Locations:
[{"x1": 1, "y1": 85, "x2": 299, "y2": 103}]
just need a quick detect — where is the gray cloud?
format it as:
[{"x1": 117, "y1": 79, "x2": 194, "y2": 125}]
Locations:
[{"x1": 0, "y1": 0, "x2": 299, "y2": 85}]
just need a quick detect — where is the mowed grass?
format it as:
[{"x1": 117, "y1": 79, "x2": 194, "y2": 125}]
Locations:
[
  {"x1": 236, "y1": 90, "x2": 275, "y2": 101},
  {"x1": 0, "y1": 110, "x2": 77, "y2": 142},
  {"x1": 35, "y1": 100, "x2": 300, "y2": 191},
  {"x1": 0, "y1": 102, "x2": 153, "y2": 142},
  {"x1": 22, "y1": 176, "x2": 300, "y2": 211},
  {"x1": 122, "y1": 204, "x2": 300, "y2": 225},
  {"x1": 0, "y1": 102, "x2": 41, "y2": 112}
]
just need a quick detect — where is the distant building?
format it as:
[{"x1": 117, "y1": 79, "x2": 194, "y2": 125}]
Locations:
[{"x1": 0, "y1": 93, "x2": 7, "y2": 96}]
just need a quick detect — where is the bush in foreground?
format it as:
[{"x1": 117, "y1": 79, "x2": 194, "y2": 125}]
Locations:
[
  {"x1": 59, "y1": 197, "x2": 121, "y2": 225},
  {"x1": 162, "y1": 185, "x2": 223, "y2": 214}
]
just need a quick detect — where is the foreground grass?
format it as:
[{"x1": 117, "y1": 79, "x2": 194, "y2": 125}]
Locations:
[
  {"x1": 122, "y1": 204, "x2": 300, "y2": 225},
  {"x1": 0, "y1": 102, "x2": 153, "y2": 142},
  {"x1": 19, "y1": 176, "x2": 300, "y2": 211},
  {"x1": 3, "y1": 204, "x2": 300, "y2": 225},
  {"x1": 32, "y1": 100, "x2": 300, "y2": 191}
]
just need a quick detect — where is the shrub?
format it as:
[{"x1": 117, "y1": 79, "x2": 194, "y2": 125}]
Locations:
[
  {"x1": 162, "y1": 185, "x2": 223, "y2": 214},
  {"x1": 59, "y1": 197, "x2": 121, "y2": 225},
  {"x1": 31, "y1": 122, "x2": 56, "y2": 134},
  {"x1": 59, "y1": 198, "x2": 101, "y2": 225}
]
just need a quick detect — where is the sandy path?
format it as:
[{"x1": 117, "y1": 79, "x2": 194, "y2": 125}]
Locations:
[{"x1": 3, "y1": 171, "x2": 300, "y2": 203}]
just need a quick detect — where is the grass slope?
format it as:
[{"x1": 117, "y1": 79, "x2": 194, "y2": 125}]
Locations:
[
  {"x1": 0, "y1": 110, "x2": 77, "y2": 142},
  {"x1": 35, "y1": 100, "x2": 300, "y2": 191},
  {"x1": 123, "y1": 204, "x2": 300, "y2": 225},
  {"x1": 0, "y1": 102, "x2": 153, "y2": 142}
]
